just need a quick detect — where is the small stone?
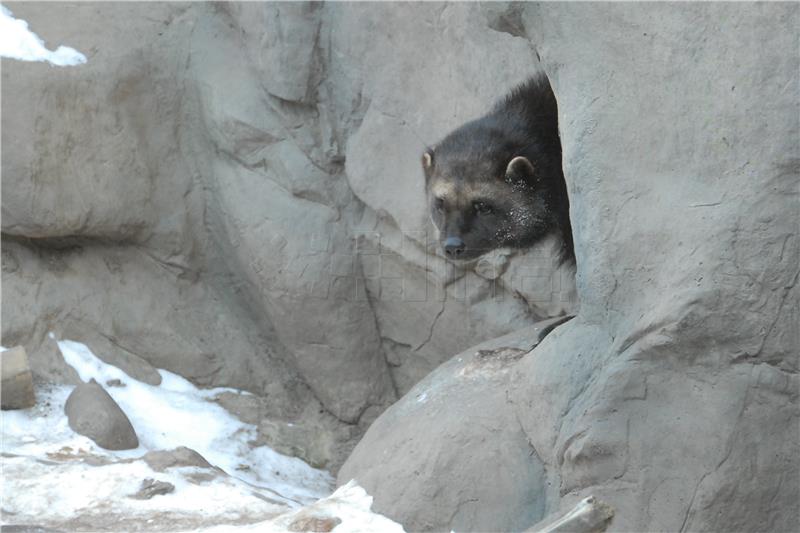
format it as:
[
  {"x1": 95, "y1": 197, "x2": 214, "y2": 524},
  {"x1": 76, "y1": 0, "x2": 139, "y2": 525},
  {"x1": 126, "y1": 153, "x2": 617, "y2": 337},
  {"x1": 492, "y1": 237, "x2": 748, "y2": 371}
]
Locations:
[
  {"x1": 257, "y1": 419, "x2": 335, "y2": 469},
  {"x1": 64, "y1": 379, "x2": 139, "y2": 450},
  {"x1": 142, "y1": 446, "x2": 212, "y2": 472},
  {"x1": 288, "y1": 515, "x2": 342, "y2": 532},
  {"x1": 1, "y1": 346, "x2": 36, "y2": 410},
  {"x1": 129, "y1": 478, "x2": 175, "y2": 500}
]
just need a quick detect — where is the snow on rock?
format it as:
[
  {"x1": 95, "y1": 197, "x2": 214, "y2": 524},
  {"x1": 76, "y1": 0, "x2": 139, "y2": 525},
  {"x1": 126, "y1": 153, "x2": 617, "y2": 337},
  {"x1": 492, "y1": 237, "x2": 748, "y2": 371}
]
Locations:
[
  {"x1": 0, "y1": 4, "x2": 87, "y2": 65},
  {"x1": 0, "y1": 337, "x2": 402, "y2": 531},
  {"x1": 1, "y1": 383, "x2": 290, "y2": 530},
  {"x1": 198, "y1": 481, "x2": 406, "y2": 533},
  {"x1": 55, "y1": 338, "x2": 333, "y2": 505}
]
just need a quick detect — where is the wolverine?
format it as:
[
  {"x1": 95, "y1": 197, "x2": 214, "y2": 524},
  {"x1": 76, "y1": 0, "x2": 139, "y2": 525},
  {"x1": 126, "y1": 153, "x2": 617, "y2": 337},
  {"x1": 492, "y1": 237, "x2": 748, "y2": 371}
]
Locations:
[{"x1": 422, "y1": 74, "x2": 574, "y2": 265}]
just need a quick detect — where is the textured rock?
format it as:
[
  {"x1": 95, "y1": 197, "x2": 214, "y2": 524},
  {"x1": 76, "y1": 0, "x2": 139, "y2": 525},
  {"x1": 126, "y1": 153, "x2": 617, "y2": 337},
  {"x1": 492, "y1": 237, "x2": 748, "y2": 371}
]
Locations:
[
  {"x1": 129, "y1": 478, "x2": 176, "y2": 500},
  {"x1": 341, "y1": 2, "x2": 798, "y2": 532},
  {"x1": 1, "y1": 346, "x2": 36, "y2": 410},
  {"x1": 257, "y1": 419, "x2": 336, "y2": 471},
  {"x1": 339, "y1": 320, "x2": 566, "y2": 531},
  {"x1": 3, "y1": 3, "x2": 797, "y2": 531},
  {"x1": 64, "y1": 379, "x2": 139, "y2": 450},
  {"x1": 211, "y1": 389, "x2": 363, "y2": 473},
  {"x1": 2, "y1": 239, "x2": 302, "y2": 409},
  {"x1": 174, "y1": 3, "x2": 396, "y2": 423},
  {"x1": 142, "y1": 446, "x2": 213, "y2": 472},
  {"x1": 0, "y1": 3, "x2": 309, "y2": 416},
  {"x1": 508, "y1": 4, "x2": 799, "y2": 532},
  {"x1": 1, "y1": 1, "x2": 572, "y2": 427},
  {"x1": 0, "y1": 3, "x2": 190, "y2": 243},
  {"x1": 226, "y1": 3, "x2": 323, "y2": 104}
]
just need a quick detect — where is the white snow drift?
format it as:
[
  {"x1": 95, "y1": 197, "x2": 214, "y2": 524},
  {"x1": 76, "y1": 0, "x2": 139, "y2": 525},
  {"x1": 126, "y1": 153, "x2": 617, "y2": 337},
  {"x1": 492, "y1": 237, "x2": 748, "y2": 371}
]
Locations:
[{"x1": 1, "y1": 337, "x2": 403, "y2": 531}]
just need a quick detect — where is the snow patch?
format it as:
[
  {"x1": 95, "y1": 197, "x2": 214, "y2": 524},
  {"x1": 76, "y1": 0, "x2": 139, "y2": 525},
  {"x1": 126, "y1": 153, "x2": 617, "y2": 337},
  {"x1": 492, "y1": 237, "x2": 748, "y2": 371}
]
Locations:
[
  {"x1": 198, "y1": 481, "x2": 405, "y2": 533},
  {"x1": 55, "y1": 338, "x2": 332, "y2": 505},
  {"x1": 0, "y1": 4, "x2": 87, "y2": 66},
  {"x1": 2, "y1": 382, "x2": 288, "y2": 529},
  {"x1": 1, "y1": 338, "x2": 403, "y2": 531}
]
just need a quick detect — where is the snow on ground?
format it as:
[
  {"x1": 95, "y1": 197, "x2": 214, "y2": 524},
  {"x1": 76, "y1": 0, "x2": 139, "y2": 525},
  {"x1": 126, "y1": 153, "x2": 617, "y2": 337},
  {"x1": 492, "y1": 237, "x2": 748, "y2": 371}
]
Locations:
[
  {"x1": 56, "y1": 339, "x2": 331, "y2": 504},
  {"x1": 1, "y1": 337, "x2": 403, "y2": 531},
  {"x1": 2, "y1": 441, "x2": 283, "y2": 527},
  {"x1": 0, "y1": 4, "x2": 87, "y2": 66},
  {"x1": 198, "y1": 481, "x2": 405, "y2": 533}
]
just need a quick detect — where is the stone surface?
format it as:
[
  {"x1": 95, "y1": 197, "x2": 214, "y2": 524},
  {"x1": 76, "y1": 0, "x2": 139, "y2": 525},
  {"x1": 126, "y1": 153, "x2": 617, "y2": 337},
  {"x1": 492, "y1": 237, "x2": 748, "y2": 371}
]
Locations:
[
  {"x1": 2, "y1": 3, "x2": 797, "y2": 531},
  {"x1": 1, "y1": 346, "x2": 36, "y2": 410},
  {"x1": 1, "y1": 1, "x2": 574, "y2": 429},
  {"x1": 339, "y1": 320, "x2": 566, "y2": 531},
  {"x1": 129, "y1": 478, "x2": 176, "y2": 500},
  {"x1": 340, "y1": 2, "x2": 798, "y2": 532},
  {"x1": 508, "y1": 4, "x2": 799, "y2": 532},
  {"x1": 64, "y1": 379, "x2": 139, "y2": 450},
  {"x1": 142, "y1": 446, "x2": 213, "y2": 472},
  {"x1": 257, "y1": 419, "x2": 336, "y2": 471},
  {"x1": 210, "y1": 389, "x2": 361, "y2": 473},
  {"x1": 0, "y1": 3, "x2": 189, "y2": 243}
]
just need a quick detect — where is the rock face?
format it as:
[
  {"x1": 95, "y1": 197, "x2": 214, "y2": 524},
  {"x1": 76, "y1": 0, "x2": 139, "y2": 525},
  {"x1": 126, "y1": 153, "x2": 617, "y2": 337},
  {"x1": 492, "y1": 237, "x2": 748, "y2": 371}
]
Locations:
[
  {"x1": 64, "y1": 379, "x2": 139, "y2": 450},
  {"x1": 2, "y1": 2, "x2": 798, "y2": 531},
  {"x1": 1, "y1": 346, "x2": 36, "y2": 410},
  {"x1": 341, "y1": 2, "x2": 799, "y2": 532},
  {"x1": 1, "y1": 2, "x2": 574, "y2": 425}
]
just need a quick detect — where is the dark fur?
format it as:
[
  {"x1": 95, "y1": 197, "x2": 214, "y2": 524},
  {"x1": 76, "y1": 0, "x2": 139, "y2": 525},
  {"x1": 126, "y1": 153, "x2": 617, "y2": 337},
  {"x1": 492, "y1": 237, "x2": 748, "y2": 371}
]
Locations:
[{"x1": 423, "y1": 74, "x2": 574, "y2": 264}]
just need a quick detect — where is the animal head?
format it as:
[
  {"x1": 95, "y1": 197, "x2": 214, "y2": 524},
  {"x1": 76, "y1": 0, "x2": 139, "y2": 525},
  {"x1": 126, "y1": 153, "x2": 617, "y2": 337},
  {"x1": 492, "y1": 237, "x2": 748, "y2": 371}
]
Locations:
[{"x1": 422, "y1": 146, "x2": 552, "y2": 262}]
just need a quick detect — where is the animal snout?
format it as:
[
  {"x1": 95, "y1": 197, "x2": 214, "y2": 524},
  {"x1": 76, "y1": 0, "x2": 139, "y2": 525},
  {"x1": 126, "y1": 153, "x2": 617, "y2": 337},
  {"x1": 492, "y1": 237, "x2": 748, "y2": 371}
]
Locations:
[{"x1": 443, "y1": 236, "x2": 466, "y2": 258}]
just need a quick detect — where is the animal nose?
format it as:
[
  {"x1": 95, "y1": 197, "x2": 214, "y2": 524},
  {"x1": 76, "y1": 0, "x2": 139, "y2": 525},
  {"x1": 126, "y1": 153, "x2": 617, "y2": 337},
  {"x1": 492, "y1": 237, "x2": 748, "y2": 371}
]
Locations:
[{"x1": 444, "y1": 236, "x2": 466, "y2": 258}]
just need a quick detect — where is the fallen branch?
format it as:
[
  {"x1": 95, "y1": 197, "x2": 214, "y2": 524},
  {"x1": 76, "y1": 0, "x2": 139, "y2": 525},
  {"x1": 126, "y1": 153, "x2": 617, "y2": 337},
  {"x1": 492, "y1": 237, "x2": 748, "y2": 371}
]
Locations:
[{"x1": 529, "y1": 496, "x2": 614, "y2": 533}]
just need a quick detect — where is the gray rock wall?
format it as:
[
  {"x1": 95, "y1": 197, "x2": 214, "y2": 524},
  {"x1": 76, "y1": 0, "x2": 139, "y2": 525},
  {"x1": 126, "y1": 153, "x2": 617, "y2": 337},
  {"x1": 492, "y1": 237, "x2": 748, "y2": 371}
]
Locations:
[
  {"x1": 2, "y1": 2, "x2": 571, "y2": 427},
  {"x1": 341, "y1": 2, "x2": 800, "y2": 531},
  {"x1": 513, "y1": 4, "x2": 799, "y2": 531},
  {"x1": 3, "y1": 2, "x2": 797, "y2": 530}
]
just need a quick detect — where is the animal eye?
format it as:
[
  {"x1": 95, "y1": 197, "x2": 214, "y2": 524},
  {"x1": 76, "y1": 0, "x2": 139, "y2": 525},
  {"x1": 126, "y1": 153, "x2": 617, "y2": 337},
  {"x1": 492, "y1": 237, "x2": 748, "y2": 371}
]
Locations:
[
  {"x1": 434, "y1": 197, "x2": 445, "y2": 211},
  {"x1": 473, "y1": 201, "x2": 493, "y2": 215}
]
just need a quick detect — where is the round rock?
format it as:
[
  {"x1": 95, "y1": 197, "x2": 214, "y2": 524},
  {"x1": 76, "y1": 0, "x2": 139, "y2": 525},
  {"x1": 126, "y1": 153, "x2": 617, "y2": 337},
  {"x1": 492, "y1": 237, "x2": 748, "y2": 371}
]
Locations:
[{"x1": 64, "y1": 379, "x2": 139, "y2": 450}]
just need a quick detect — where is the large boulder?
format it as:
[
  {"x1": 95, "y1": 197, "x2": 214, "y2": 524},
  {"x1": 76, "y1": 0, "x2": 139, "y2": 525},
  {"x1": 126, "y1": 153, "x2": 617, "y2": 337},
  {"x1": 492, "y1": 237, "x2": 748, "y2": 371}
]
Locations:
[{"x1": 339, "y1": 320, "x2": 566, "y2": 531}]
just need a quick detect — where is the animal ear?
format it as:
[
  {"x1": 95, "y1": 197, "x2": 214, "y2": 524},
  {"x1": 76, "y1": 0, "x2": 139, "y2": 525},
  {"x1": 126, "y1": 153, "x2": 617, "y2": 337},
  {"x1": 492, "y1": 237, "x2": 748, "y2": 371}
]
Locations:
[
  {"x1": 422, "y1": 150, "x2": 435, "y2": 180},
  {"x1": 504, "y1": 156, "x2": 535, "y2": 183}
]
